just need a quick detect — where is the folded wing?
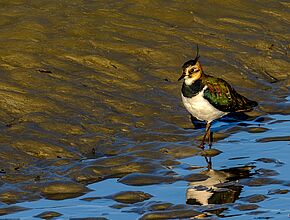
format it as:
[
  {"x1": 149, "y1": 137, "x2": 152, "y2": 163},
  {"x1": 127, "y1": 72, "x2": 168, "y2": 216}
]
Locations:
[{"x1": 203, "y1": 76, "x2": 257, "y2": 113}]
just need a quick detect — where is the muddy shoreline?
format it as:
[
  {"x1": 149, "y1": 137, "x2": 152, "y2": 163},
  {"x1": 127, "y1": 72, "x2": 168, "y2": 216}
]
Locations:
[{"x1": 0, "y1": 0, "x2": 289, "y2": 218}]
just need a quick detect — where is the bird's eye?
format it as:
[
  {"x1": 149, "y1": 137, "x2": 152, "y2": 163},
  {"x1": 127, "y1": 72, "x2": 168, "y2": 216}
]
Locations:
[{"x1": 189, "y1": 68, "x2": 197, "y2": 73}]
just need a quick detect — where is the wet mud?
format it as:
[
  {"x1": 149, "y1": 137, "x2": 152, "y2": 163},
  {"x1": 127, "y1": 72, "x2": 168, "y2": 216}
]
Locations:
[{"x1": 0, "y1": 0, "x2": 289, "y2": 219}]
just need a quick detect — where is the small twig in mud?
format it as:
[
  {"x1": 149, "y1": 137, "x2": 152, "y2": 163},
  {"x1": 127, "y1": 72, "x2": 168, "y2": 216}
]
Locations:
[
  {"x1": 111, "y1": 64, "x2": 118, "y2": 69},
  {"x1": 37, "y1": 69, "x2": 52, "y2": 73},
  {"x1": 263, "y1": 70, "x2": 279, "y2": 83}
]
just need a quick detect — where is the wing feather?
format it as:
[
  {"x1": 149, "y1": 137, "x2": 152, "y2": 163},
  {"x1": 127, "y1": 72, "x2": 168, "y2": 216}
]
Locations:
[{"x1": 203, "y1": 76, "x2": 257, "y2": 112}]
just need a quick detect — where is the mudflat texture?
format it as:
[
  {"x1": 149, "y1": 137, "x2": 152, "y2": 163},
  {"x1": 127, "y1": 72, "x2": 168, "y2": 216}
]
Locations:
[{"x1": 0, "y1": 0, "x2": 289, "y2": 219}]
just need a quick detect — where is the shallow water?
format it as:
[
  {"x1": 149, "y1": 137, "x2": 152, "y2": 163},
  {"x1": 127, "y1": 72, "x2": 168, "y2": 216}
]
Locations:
[
  {"x1": 0, "y1": 0, "x2": 289, "y2": 219},
  {"x1": 4, "y1": 114, "x2": 290, "y2": 219}
]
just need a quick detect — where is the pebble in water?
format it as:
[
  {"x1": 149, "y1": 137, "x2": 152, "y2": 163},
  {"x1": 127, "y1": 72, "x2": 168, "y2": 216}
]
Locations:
[
  {"x1": 107, "y1": 191, "x2": 153, "y2": 204},
  {"x1": 34, "y1": 211, "x2": 62, "y2": 219}
]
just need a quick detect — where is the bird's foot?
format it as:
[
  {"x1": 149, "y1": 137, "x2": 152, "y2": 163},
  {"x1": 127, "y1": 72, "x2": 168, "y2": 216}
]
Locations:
[{"x1": 198, "y1": 144, "x2": 205, "y2": 150}]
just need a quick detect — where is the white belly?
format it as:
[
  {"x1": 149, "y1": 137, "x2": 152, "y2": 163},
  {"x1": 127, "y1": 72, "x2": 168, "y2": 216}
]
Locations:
[{"x1": 181, "y1": 87, "x2": 228, "y2": 123}]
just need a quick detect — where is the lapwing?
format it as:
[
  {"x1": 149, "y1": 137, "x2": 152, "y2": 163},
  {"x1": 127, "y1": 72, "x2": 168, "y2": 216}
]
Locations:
[{"x1": 178, "y1": 46, "x2": 258, "y2": 148}]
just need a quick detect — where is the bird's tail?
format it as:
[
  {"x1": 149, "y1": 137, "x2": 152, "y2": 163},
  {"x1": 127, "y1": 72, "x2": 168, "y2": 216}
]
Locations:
[{"x1": 248, "y1": 99, "x2": 258, "y2": 108}]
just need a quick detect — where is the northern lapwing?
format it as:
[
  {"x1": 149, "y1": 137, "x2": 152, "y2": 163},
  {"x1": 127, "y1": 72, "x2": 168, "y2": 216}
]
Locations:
[{"x1": 178, "y1": 46, "x2": 258, "y2": 148}]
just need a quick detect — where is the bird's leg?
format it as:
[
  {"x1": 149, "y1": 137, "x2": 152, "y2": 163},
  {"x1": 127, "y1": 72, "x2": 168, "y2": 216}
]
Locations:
[
  {"x1": 208, "y1": 130, "x2": 213, "y2": 149},
  {"x1": 200, "y1": 122, "x2": 211, "y2": 149},
  {"x1": 200, "y1": 132, "x2": 207, "y2": 149},
  {"x1": 208, "y1": 157, "x2": 212, "y2": 169},
  {"x1": 204, "y1": 156, "x2": 212, "y2": 170}
]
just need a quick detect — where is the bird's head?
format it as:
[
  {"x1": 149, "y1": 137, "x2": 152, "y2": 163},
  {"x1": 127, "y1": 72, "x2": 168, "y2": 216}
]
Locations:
[{"x1": 178, "y1": 45, "x2": 203, "y2": 85}]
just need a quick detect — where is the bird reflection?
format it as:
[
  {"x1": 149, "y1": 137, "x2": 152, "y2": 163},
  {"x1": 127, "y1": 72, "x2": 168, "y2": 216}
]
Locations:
[{"x1": 186, "y1": 157, "x2": 254, "y2": 205}]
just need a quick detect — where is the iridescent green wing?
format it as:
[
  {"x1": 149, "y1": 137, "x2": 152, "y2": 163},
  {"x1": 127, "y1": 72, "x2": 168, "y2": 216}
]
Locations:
[{"x1": 203, "y1": 76, "x2": 256, "y2": 112}]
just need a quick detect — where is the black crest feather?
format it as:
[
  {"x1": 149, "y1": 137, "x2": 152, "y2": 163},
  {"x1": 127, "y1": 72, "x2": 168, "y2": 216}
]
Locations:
[{"x1": 182, "y1": 44, "x2": 200, "y2": 69}]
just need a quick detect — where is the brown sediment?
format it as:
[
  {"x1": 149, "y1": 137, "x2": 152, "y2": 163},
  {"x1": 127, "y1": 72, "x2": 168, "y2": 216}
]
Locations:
[
  {"x1": 0, "y1": 206, "x2": 29, "y2": 216},
  {"x1": 0, "y1": 186, "x2": 41, "y2": 204},
  {"x1": 118, "y1": 173, "x2": 176, "y2": 186},
  {"x1": 34, "y1": 211, "x2": 62, "y2": 219},
  {"x1": 256, "y1": 168, "x2": 280, "y2": 177},
  {"x1": 240, "y1": 194, "x2": 268, "y2": 203},
  {"x1": 0, "y1": 0, "x2": 288, "y2": 219},
  {"x1": 255, "y1": 158, "x2": 284, "y2": 165},
  {"x1": 268, "y1": 189, "x2": 289, "y2": 195},
  {"x1": 110, "y1": 203, "x2": 130, "y2": 209},
  {"x1": 147, "y1": 202, "x2": 173, "y2": 211},
  {"x1": 243, "y1": 177, "x2": 283, "y2": 186},
  {"x1": 234, "y1": 204, "x2": 259, "y2": 211},
  {"x1": 140, "y1": 209, "x2": 203, "y2": 220},
  {"x1": 106, "y1": 191, "x2": 153, "y2": 204},
  {"x1": 201, "y1": 205, "x2": 229, "y2": 216},
  {"x1": 200, "y1": 148, "x2": 223, "y2": 157},
  {"x1": 66, "y1": 156, "x2": 168, "y2": 184},
  {"x1": 39, "y1": 180, "x2": 90, "y2": 199},
  {"x1": 245, "y1": 127, "x2": 269, "y2": 133},
  {"x1": 256, "y1": 136, "x2": 290, "y2": 143}
]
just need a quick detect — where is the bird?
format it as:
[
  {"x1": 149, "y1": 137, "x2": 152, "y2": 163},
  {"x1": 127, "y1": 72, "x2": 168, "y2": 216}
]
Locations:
[
  {"x1": 186, "y1": 157, "x2": 254, "y2": 205},
  {"x1": 178, "y1": 46, "x2": 258, "y2": 148}
]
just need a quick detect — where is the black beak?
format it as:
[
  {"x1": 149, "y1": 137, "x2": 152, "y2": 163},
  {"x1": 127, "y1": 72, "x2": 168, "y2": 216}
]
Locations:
[{"x1": 178, "y1": 73, "x2": 186, "y2": 81}]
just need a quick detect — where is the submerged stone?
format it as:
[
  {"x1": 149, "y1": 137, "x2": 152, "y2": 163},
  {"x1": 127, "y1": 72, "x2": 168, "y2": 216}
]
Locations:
[
  {"x1": 245, "y1": 127, "x2": 269, "y2": 133},
  {"x1": 159, "y1": 146, "x2": 200, "y2": 158},
  {"x1": 255, "y1": 158, "x2": 284, "y2": 165},
  {"x1": 0, "y1": 187, "x2": 40, "y2": 204},
  {"x1": 140, "y1": 209, "x2": 202, "y2": 220},
  {"x1": 34, "y1": 211, "x2": 62, "y2": 219},
  {"x1": 256, "y1": 168, "x2": 279, "y2": 177},
  {"x1": 40, "y1": 181, "x2": 89, "y2": 200},
  {"x1": 244, "y1": 177, "x2": 282, "y2": 186},
  {"x1": 161, "y1": 159, "x2": 181, "y2": 167},
  {"x1": 148, "y1": 202, "x2": 173, "y2": 211},
  {"x1": 241, "y1": 194, "x2": 268, "y2": 203},
  {"x1": 256, "y1": 136, "x2": 290, "y2": 143},
  {"x1": 0, "y1": 205, "x2": 29, "y2": 216},
  {"x1": 268, "y1": 189, "x2": 289, "y2": 195},
  {"x1": 67, "y1": 166, "x2": 104, "y2": 184},
  {"x1": 118, "y1": 173, "x2": 176, "y2": 186},
  {"x1": 80, "y1": 196, "x2": 102, "y2": 202},
  {"x1": 67, "y1": 158, "x2": 165, "y2": 184},
  {"x1": 110, "y1": 203, "x2": 130, "y2": 209},
  {"x1": 247, "y1": 210, "x2": 269, "y2": 215},
  {"x1": 107, "y1": 191, "x2": 153, "y2": 204},
  {"x1": 200, "y1": 148, "x2": 222, "y2": 157},
  {"x1": 234, "y1": 204, "x2": 259, "y2": 211},
  {"x1": 202, "y1": 205, "x2": 228, "y2": 215}
]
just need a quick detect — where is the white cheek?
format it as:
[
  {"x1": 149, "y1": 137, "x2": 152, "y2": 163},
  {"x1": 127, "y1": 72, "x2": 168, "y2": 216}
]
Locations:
[{"x1": 184, "y1": 77, "x2": 196, "y2": 85}]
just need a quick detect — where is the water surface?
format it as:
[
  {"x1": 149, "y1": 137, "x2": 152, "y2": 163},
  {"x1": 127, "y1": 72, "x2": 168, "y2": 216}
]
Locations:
[{"x1": 0, "y1": 0, "x2": 289, "y2": 219}]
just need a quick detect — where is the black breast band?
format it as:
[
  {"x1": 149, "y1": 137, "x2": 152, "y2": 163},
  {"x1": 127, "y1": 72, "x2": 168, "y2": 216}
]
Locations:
[{"x1": 181, "y1": 79, "x2": 204, "y2": 98}]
